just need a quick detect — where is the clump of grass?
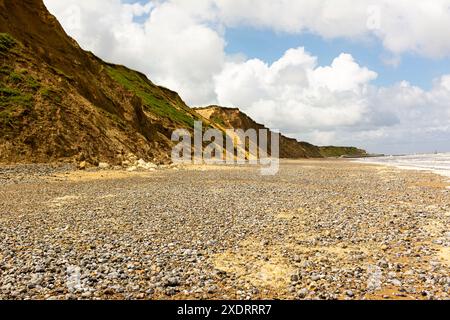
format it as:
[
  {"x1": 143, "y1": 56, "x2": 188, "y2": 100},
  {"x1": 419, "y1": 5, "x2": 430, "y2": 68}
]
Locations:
[
  {"x1": 0, "y1": 65, "x2": 12, "y2": 75},
  {"x1": 0, "y1": 109, "x2": 18, "y2": 127},
  {"x1": 0, "y1": 87, "x2": 20, "y2": 96},
  {"x1": 107, "y1": 65, "x2": 195, "y2": 127},
  {"x1": 26, "y1": 76, "x2": 41, "y2": 90},
  {"x1": 40, "y1": 87, "x2": 61, "y2": 103},
  {"x1": 211, "y1": 116, "x2": 226, "y2": 127},
  {"x1": 0, "y1": 59, "x2": 45, "y2": 129},
  {"x1": 0, "y1": 86, "x2": 33, "y2": 107},
  {"x1": 8, "y1": 71, "x2": 24, "y2": 83},
  {"x1": 1, "y1": 67, "x2": 41, "y2": 91},
  {"x1": 0, "y1": 85, "x2": 32, "y2": 128},
  {"x1": 0, "y1": 33, "x2": 16, "y2": 53}
]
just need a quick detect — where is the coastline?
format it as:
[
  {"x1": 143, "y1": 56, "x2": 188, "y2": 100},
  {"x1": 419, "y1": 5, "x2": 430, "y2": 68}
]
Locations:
[{"x1": 353, "y1": 154, "x2": 450, "y2": 189}]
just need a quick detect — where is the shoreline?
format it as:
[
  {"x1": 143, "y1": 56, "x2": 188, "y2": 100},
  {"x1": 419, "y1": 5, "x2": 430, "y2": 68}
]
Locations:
[{"x1": 353, "y1": 158, "x2": 450, "y2": 189}]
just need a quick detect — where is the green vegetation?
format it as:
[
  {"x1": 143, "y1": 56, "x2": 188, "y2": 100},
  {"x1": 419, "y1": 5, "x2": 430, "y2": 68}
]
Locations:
[
  {"x1": 0, "y1": 85, "x2": 32, "y2": 127},
  {"x1": 0, "y1": 66, "x2": 11, "y2": 75},
  {"x1": 0, "y1": 33, "x2": 16, "y2": 54},
  {"x1": 26, "y1": 76, "x2": 41, "y2": 90},
  {"x1": 319, "y1": 146, "x2": 367, "y2": 158},
  {"x1": 8, "y1": 70, "x2": 24, "y2": 83},
  {"x1": 40, "y1": 87, "x2": 61, "y2": 102},
  {"x1": 7, "y1": 71, "x2": 41, "y2": 90},
  {"x1": 211, "y1": 116, "x2": 226, "y2": 127},
  {"x1": 0, "y1": 68, "x2": 40, "y2": 117},
  {"x1": 49, "y1": 66, "x2": 73, "y2": 80},
  {"x1": 106, "y1": 65, "x2": 195, "y2": 127},
  {"x1": 0, "y1": 65, "x2": 42, "y2": 128},
  {"x1": 0, "y1": 87, "x2": 32, "y2": 107},
  {"x1": 1, "y1": 67, "x2": 41, "y2": 89}
]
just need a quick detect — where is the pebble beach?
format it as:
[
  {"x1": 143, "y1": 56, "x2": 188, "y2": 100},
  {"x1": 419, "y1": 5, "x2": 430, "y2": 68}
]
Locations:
[{"x1": 0, "y1": 160, "x2": 449, "y2": 300}]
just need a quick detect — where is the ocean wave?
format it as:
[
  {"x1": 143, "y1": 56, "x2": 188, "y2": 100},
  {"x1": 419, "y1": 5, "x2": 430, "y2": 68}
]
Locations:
[{"x1": 355, "y1": 153, "x2": 450, "y2": 178}]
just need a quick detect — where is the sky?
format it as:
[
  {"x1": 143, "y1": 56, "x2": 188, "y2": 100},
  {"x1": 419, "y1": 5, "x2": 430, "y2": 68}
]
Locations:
[{"x1": 43, "y1": 0, "x2": 450, "y2": 155}]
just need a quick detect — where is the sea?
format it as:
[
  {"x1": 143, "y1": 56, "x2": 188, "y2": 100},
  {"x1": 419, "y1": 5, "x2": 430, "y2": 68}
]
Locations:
[{"x1": 355, "y1": 152, "x2": 450, "y2": 179}]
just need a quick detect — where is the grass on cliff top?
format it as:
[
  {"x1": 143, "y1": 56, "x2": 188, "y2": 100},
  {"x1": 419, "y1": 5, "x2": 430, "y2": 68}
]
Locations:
[
  {"x1": 319, "y1": 146, "x2": 366, "y2": 158},
  {"x1": 106, "y1": 65, "x2": 195, "y2": 127}
]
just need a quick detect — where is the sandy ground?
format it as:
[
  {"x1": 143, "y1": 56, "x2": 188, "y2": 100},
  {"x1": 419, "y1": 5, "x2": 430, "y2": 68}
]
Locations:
[{"x1": 0, "y1": 160, "x2": 449, "y2": 300}]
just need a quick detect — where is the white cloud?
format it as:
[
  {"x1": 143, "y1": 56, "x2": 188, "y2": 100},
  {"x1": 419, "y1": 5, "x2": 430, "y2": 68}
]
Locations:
[
  {"x1": 216, "y1": 48, "x2": 450, "y2": 153},
  {"x1": 311, "y1": 53, "x2": 378, "y2": 92},
  {"x1": 214, "y1": 0, "x2": 370, "y2": 38},
  {"x1": 45, "y1": 0, "x2": 225, "y2": 105},
  {"x1": 214, "y1": 49, "x2": 378, "y2": 133},
  {"x1": 43, "y1": 0, "x2": 450, "y2": 153},
  {"x1": 213, "y1": 0, "x2": 450, "y2": 58}
]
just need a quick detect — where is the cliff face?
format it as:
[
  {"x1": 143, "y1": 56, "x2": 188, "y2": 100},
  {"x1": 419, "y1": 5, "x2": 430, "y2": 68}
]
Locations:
[
  {"x1": 0, "y1": 0, "x2": 365, "y2": 164},
  {"x1": 1, "y1": 0, "x2": 117, "y2": 115},
  {"x1": 195, "y1": 106, "x2": 323, "y2": 158},
  {"x1": 0, "y1": 0, "x2": 207, "y2": 164},
  {"x1": 196, "y1": 106, "x2": 368, "y2": 159}
]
